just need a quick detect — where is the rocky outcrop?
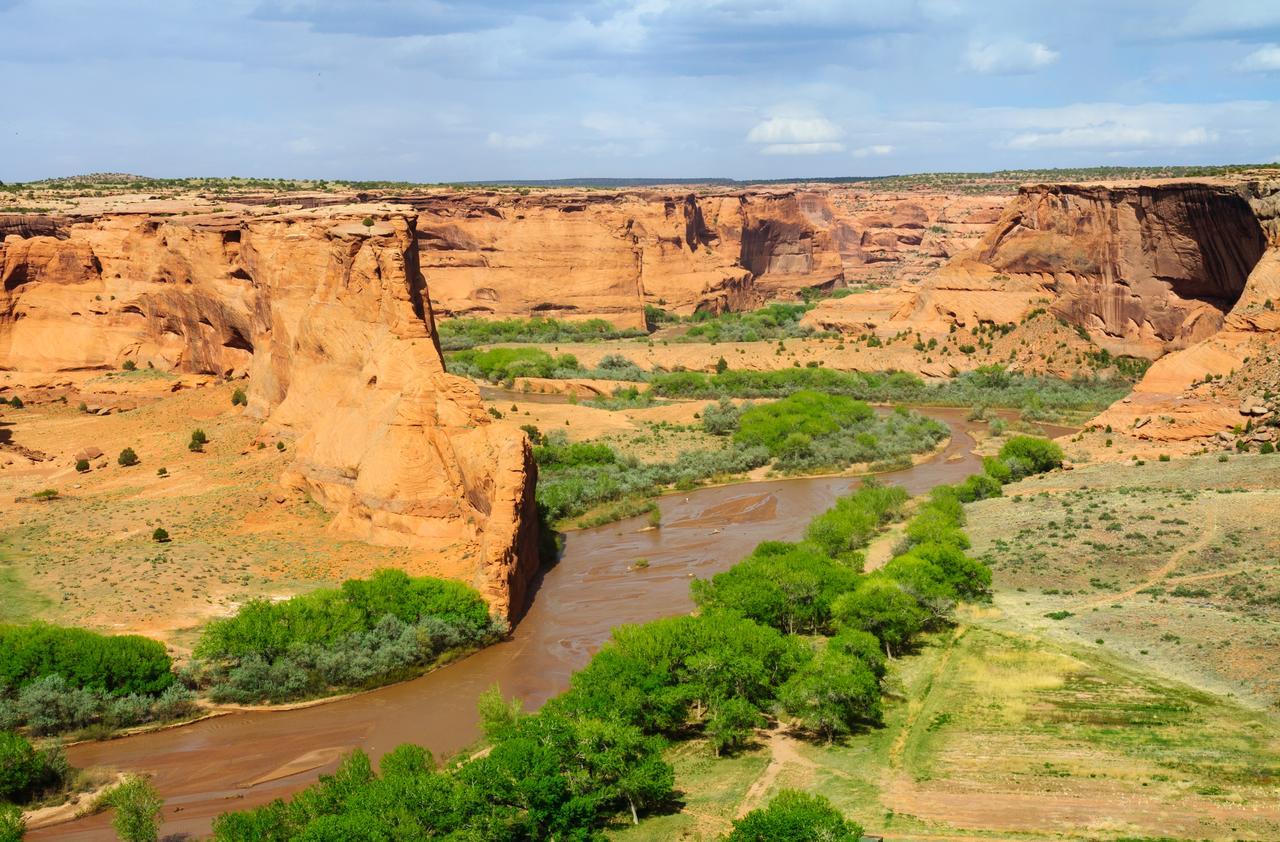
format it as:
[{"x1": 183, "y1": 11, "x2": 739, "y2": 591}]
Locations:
[
  {"x1": 0, "y1": 211, "x2": 539, "y2": 619},
  {"x1": 385, "y1": 188, "x2": 999, "y2": 326},
  {"x1": 395, "y1": 189, "x2": 856, "y2": 326},
  {"x1": 1086, "y1": 179, "x2": 1280, "y2": 448},
  {"x1": 975, "y1": 184, "x2": 1266, "y2": 356},
  {"x1": 804, "y1": 182, "x2": 1270, "y2": 359}
]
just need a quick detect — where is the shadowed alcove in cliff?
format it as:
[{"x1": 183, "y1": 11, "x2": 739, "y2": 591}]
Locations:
[{"x1": 982, "y1": 185, "x2": 1270, "y2": 351}]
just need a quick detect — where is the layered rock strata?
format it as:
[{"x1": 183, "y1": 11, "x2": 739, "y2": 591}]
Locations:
[{"x1": 0, "y1": 211, "x2": 539, "y2": 619}]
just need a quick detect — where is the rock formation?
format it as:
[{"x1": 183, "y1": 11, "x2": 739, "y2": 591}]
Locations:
[
  {"x1": 383, "y1": 188, "x2": 1002, "y2": 327},
  {"x1": 0, "y1": 211, "x2": 539, "y2": 620},
  {"x1": 805, "y1": 182, "x2": 1270, "y2": 360},
  {"x1": 1087, "y1": 179, "x2": 1280, "y2": 447}
]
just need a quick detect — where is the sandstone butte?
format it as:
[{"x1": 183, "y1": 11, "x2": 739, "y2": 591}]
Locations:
[{"x1": 0, "y1": 210, "x2": 541, "y2": 620}]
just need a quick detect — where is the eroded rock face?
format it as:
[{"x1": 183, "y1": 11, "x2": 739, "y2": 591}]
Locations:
[
  {"x1": 977, "y1": 184, "x2": 1267, "y2": 355},
  {"x1": 804, "y1": 182, "x2": 1270, "y2": 359},
  {"x1": 0, "y1": 212, "x2": 539, "y2": 619},
  {"x1": 1085, "y1": 180, "x2": 1280, "y2": 447},
  {"x1": 396, "y1": 189, "x2": 941, "y2": 324}
]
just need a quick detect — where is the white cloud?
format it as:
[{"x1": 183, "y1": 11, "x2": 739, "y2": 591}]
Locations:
[
  {"x1": 851, "y1": 144, "x2": 894, "y2": 157},
  {"x1": 964, "y1": 39, "x2": 1059, "y2": 75},
  {"x1": 993, "y1": 102, "x2": 1235, "y2": 151},
  {"x1": 747, "y1": 115, "x2": 844, "y2": 155},
  {"x1": 1238, "y1": 44, "x2": 1280, "y2": 71},
  {"x1": 747, "y1": 115, "x2": 842, "y2": 144},
  {"x1": 485, "y1": 131, "x2": 546, "y2": 150}
]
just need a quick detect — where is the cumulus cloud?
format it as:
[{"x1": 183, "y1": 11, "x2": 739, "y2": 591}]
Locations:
[
  {"x1": 851, "y1": 144, "x2": 894, "y2": 157},
  {"x1": 747, "y1": 116, "x2": 844, "y2": 155},
  {"x1": 1238, "y1": 44, "x2": 1280, "y2": 71},
  {"x1": 965, "y1": 38, "x2": 1059, "y2": 74}
]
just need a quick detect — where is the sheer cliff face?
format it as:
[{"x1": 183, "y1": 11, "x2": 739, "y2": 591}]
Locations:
[
  {"x1": 1087, "y1": 180, "x2": 1280, "y2": 447},
  {"x1": 804, "y1": 182, "x2": 1270, "y2": 360},
  {"x1": 403, "y1": 190, "x2": 859, "y2": 325},
  {"x1": 974, "y1": 184, "x2": 1268, "y2": 355},
  {"x1": 0, "y1": 212, "x2": 539, "y2": 620}
]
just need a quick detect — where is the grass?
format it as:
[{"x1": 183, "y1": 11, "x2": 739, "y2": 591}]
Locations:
[
  {"x1": 967, "y1": 452, "x2": 1280, "y2": 709},
  {"x1": 616, "y1": 619, "x2": 1280, "y2": 841},
  {"x1": 0, "y1": 544, "x2": 52, "y2": 623}
]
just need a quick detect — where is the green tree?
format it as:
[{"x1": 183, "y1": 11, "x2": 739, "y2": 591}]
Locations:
[
  {"x1": 152, "y1": 527, "x2": 170, "y2": 543},
  {"x1": 724, "y1": 790, "x2": 862, "y2": 841},
  {"x1": 832, "y1": 577, "x2": 927, "y2": 658},
  {"x1": 108, "y1": 775, "x2": 164, "y2": 842},
  {"x1": 117, "y1": 448, "x2": 139, "y2": 467},
  {"x1": 0, "y1": 731, "x2": 40, "y2": 801},
  {"x1": 230, "y1": 388, "x2": 248, "y2": 407},
  {"x1": 998, "y1": 435, "x2": 1064, "y2": 476},
  {"x1": 705, "y1": 697, "x2": 761, "y2": 756},
  {"x1": 779, "y1": 650, "x2": 882, "y2": 741},
  {"x1": 75, "y1": 459, "x2": 90, "y2": 473}
]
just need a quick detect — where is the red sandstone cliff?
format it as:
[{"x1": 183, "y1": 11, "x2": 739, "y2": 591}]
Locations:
[
  {"x1": 386, "y1": 188, "x2": 988, "y2": 327},
  {"x1": 805, "y1": 182, "x2": 1270, "y2": 362},
  {"x1": 0, "y1": 211, "x2": 539, "y2": 619}
]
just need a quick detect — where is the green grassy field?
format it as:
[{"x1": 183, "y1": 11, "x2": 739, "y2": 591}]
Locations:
[
  {"x1": 614, "y1": 618, "x2": 1280, "y2": 840},
  {"x1": 611, "y1": 452, "x2": 1280, "y2": 841}
]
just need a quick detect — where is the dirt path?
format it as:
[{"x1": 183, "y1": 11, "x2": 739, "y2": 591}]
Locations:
[
  {"x1": 1076, "y1": 500, "x2": 1219, "y2": 610},
  {"x1": 735, "y1": 724, "x2": 835, "y2": 818}
]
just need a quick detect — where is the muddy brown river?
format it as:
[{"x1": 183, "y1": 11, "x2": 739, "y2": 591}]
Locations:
[{"x1": 39, "y1": 409, "x2": 1051, "y2": 840}]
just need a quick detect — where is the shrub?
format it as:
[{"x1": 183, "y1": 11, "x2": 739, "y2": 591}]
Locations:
[
  {"x1": 701, "y1": 397, "x2": 745, "y2": 436},
  {"x1": 230, "y1": 387, "x2": 248, "y2": 407},
  {"x1": 193, "y1": 570, "x2": 501, "y2": 703},
  {"x1": 152, "y1": 527, "x2": 170, "y2": 543},
  {"x1": 724, "y1": 790, "x2": 863, "y2": 841},
  {"x1": 75, "y1": 458, "x2": 90, "y2": 473},
  {"x1": 15, "y1": 675, "x2": 101, "y2": 735},
  {"x1": 108, "y1": 775, "x2": 164, "y2": 842},
  {"x1": 998, "y1": 436, "x2": 1063, "y2": 475},
  {"x1": 0, "y1": 623, "x2": 174, "y2": 698},
  {"x1": 0, "y1": 803, "x2": 23, "y2": 842},
  {"x1": 122, "y1": 359, "x2": 137, "y2": 371},
  {"x1": 118, "y1": 447, "x2": 140, "y2": 467},
  {"x1": 6, "y1": 397, "x2": 22, "y2": 410},
  {"x1": 734, "y1": 391, "x2": 873, "y2": 455},
  {"x1": 0, "y1": 731, "x2": 40, "y2": 801}
]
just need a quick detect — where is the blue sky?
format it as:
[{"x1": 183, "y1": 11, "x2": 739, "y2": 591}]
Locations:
[{"x1": 3, "y1": 0, "x2": 1280, "y2": 181}]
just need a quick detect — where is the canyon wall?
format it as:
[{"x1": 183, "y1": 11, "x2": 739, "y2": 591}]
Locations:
[
  {"x1": 805, "y1": 182, "x2": 1269, "y2": 360},
  {"x1": 1088, "y1": 179, "x2": 1280, "y2": 446},
  {"x1": 0, "y1": 211, "x2": 539, "y2": 619},
  {"x1": 387, "y1": 188, "x2": 992, "y2": 327}
]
